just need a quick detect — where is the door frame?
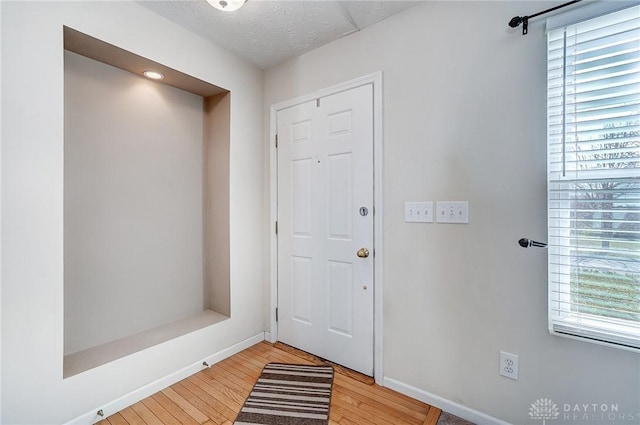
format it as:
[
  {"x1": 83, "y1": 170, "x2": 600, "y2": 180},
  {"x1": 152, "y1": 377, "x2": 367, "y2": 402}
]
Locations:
[{"x1": 268, "y1": 72, "x2": 384, "y2": 383}]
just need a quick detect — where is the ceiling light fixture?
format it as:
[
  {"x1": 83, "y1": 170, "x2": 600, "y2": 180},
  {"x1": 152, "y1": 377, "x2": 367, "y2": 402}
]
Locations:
[
  {"x1": 207, "y1": 0, "x2": 246, "y2": 12},
  {"x1": 143, "y1": 70, "x2": 164, "y2": 80}
]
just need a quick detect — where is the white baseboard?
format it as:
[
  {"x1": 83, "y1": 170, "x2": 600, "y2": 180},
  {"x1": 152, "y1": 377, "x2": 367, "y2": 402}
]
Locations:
[
  {"x1": 383, "y1": 377, "x2": 511, "y2": 425},
  {"x1": 65, "y1": 332, "x2": 266, "y2": 425},
  {"x1": 264, "y1": 331, "x2": 276, "y2": 343}
]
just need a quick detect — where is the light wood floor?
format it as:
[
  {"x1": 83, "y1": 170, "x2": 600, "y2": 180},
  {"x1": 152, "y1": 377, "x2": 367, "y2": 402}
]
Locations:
[{"x1": 97, "y1": 341, "x2": 442, "y2": 425}]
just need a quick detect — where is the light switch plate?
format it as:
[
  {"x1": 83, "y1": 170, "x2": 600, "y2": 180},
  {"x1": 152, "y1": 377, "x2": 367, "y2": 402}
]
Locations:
[
  {"x1": 405, "y1": 202, "x2": 433, "y2": 223},
  {"x1": 436, "y1": 201, "x2": 469, "y2": 224}
]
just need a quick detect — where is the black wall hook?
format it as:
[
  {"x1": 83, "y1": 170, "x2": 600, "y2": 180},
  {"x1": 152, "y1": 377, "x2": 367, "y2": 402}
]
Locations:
[{"x1": 519, "y1": 238, "x2": 548, "y2": 248}]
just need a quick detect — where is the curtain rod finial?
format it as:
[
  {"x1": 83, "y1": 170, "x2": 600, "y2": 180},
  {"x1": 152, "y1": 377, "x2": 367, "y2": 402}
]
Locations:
[
  {"x1": 508, "y1": 16, "x2": 529, "y2": 35},
  {"x1": 509, "y1": 16, "x2": 522, "y2": 28}
]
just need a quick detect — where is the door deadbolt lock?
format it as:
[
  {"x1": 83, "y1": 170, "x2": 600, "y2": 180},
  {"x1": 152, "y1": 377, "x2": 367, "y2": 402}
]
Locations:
[{"x1": 357, "y1": 247, "x2": 370, "y2": 258}]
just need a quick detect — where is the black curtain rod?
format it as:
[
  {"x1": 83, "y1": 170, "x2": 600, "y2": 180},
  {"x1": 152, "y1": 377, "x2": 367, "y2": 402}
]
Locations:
[{"x1": 509, "y1": 0, "x2": 582, "y2": 35}]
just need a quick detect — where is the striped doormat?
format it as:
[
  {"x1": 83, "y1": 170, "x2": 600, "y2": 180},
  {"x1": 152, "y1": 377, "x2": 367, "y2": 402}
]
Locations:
[{"x1": 233, "y1": 363, "x2": 334, "y2": 425}]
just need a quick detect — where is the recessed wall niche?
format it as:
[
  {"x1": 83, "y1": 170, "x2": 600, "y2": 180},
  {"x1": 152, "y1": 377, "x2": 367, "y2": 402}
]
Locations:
[{"x1": 63, "y1": 27, "x2": 230, "y2": 378}]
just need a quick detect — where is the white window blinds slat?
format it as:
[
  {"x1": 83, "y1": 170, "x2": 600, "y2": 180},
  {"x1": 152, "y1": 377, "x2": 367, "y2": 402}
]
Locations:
[{"x1": 547, "y1": 4, "x2": 640, "y2": 350}]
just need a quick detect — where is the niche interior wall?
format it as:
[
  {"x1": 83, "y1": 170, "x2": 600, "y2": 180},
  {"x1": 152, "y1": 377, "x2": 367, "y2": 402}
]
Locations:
[{"x1": 63, "y1": 27, "x2": 231, "y2": 377}]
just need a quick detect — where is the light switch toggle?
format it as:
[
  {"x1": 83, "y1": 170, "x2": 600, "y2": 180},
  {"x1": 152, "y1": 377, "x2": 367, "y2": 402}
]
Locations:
[
  {"x1": 404, "y1": 202, "x2": 433, "y2": 223},
  {"x1": 436, "y1": 201, "x2": 469, "y2": 224}
]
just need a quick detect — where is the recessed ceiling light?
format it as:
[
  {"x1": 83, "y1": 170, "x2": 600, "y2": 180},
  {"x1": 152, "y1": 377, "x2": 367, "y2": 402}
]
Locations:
[
  {"x1": 207, "y1": 0, "x2": 246, "y2": 12},
  {"x1": 143, "y1": 70, "x2": 164, "y2": 80}
]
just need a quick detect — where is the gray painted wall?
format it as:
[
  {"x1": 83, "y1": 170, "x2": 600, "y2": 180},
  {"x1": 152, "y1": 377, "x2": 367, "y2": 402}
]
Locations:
[{"x1": 264, "y1": 2, "x2": 640, "y2": 424}]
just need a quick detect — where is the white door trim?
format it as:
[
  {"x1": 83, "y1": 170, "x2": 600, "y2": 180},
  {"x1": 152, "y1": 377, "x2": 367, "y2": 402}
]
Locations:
[{"x1": 268, "y1": 72, "x2": 384, "y2": 384}]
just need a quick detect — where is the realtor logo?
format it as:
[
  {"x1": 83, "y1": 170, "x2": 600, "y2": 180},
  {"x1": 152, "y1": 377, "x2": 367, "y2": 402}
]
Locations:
[{"x1": 530, "y1": 398, "x2": 560, "y2": 424}]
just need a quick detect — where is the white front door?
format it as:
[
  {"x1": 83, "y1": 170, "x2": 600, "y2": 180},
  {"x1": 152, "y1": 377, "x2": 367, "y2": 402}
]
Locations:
[{"x1": 277, "y1": 84, "x2": 374, "y2": 376}]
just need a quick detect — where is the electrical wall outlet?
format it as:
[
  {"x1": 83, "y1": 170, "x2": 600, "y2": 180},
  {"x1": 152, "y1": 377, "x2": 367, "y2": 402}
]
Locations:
[{"x1": 499, "y1": 351, "x2": 519, "y2": 380}]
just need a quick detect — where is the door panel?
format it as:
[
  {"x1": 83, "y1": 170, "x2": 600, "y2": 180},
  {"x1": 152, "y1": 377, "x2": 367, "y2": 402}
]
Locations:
[
  {"x1": 291, "y1": 256, "x2": 312, "y2": 324},
  {"x1": 277, "y1": 84, "x2": 374, "y2": 376},
  {"x1": 328, "y1": 153, "x2": 353, "y2": 239},
  {"x1": 292, "y1": 159, "x2": 312, "y2": 236},
  {"x1": 328, "y1": 261, "x2": 353, "y2": 336}
]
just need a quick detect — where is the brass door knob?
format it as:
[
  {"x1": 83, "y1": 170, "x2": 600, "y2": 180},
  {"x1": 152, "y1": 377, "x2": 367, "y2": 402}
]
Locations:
[{"x1": 357, "y1": 247, "x2": 370, "y2": 258}]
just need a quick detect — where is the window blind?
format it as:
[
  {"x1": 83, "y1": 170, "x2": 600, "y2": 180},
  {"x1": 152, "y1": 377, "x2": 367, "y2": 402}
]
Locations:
[{"x1": 547, "y1": 5, "x2": 640, "y2": 349}]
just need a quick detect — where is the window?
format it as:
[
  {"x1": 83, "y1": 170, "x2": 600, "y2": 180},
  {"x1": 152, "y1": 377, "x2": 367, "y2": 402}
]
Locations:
[{"x1": 547, "y1": 4, "x2": 640, "y2": 350}]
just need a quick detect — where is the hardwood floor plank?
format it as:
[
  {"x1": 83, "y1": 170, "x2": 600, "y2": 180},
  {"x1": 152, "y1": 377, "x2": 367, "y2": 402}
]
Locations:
[
  {"x1": 333, "y1": 390, "x2": 417, "y2": 425},
  {"x1": 151, "y1": 393, "x2": 201, "y2": 425},
  {"x1": 226, "y1": 351, "x2": 268, "y2": 371},
  {"x1": 140, "y1": 397, "x2": 183, "y2": 425},
  {"x1": 335, "y1": 372, "x2": 431, "y2": 413},
  {"x1": 180, "y1": 377, "x2": 238, "y2": 420},
  {"x1": 202, "y1": 366, "x2": 252, "y2": 399},
  {"x1": 333, "y1": 381, "x2": 425, "y2": 424},
  {"x1": 119, "y1": 407, "x2": 146, "y2": 425},
  {"x1": 334, "y1": 374, "x2": 430, "y2": 414},
  {"x1": 330, "y1": 401, "x2": 397, "y2": 425},
  {"x1": 245, "y1": 343, "x2": 304, "y2": 365},
  {"x1": 106, "y1": 412, "x2": 131, "y2": 425},
  {"x1": 102, "y1": 341, "x2": 442, "y2": 425},
  {"x1": 170, "y1": 382, "x2": 227, "y2": 425},
  {"x1": 337, "y1": 416, "x2": 361, "y2": 425},
  {"x1": 209, "y1": 360, "x2": 255, "y2": 389},
  {"x1": 233, "y1": 350, "x2": 272, "y2": 370},
  {"x1": 424, "y1": 406, "x2": 442, "y2": 425},
  {"x1": 188, "y1": 373, "x2": 244, "y2": 411},
  {"x1": 131, "y1": 402, "x2": 163, "y2": 425},
  {"x1": 161, "y1": 387, "x2": 210, "y2": 424},
  {"x1": 247, "y1": 343, "x2": 311, "y2": 367}
]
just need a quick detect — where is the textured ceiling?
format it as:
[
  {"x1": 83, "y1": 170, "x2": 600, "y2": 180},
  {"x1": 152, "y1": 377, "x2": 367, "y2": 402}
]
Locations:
[{"x1": 138, "y1": 1, "x2": 420, "y2": 69}]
